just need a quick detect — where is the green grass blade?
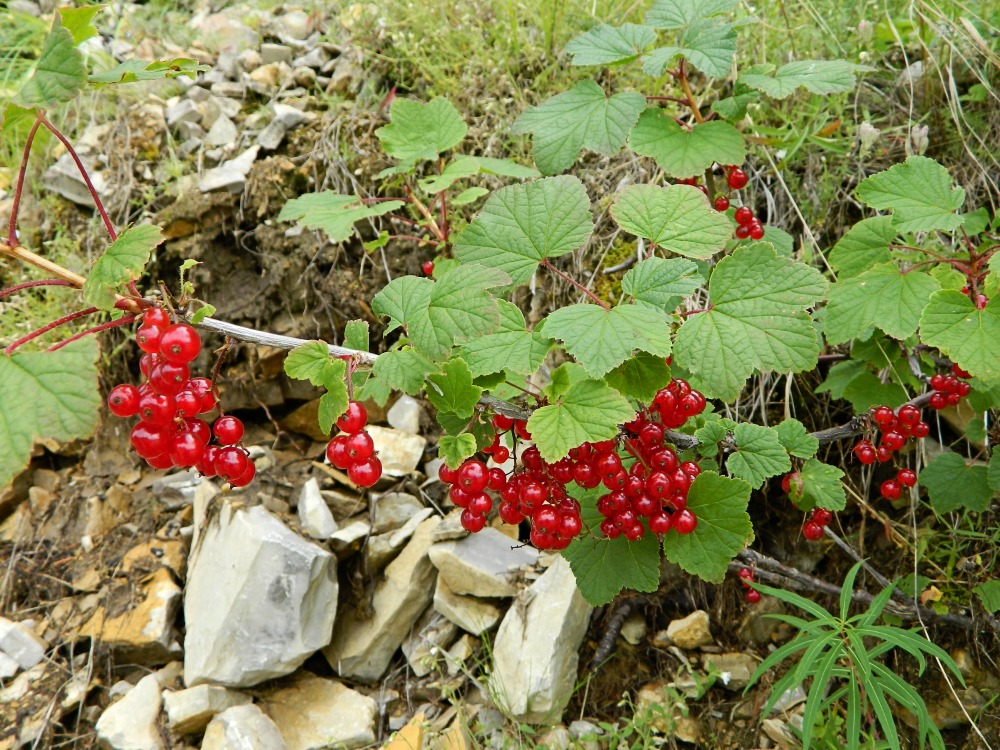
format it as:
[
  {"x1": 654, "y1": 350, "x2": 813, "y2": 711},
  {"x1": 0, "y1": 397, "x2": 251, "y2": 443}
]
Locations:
[
  {"x1": 800, "y1": 643, "x2": 842, "y2": 750},
  {"x1": 747, "y1": 634, "x2": 818, "y2": 689},
  {"x1": 840, "y1": 560, "x2": 864, "y2": 620},
  {"x1": 846, "y1": 677, "x2": 861, "y2": 750},
  {"x1": 753, "y1": 580, "x2": 835, "y2": 621}
]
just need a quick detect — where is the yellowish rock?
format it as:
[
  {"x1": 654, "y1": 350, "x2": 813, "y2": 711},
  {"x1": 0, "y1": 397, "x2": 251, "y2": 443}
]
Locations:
[{"x1": 382, "y1": 712, "x2": 425, "y2": 750}]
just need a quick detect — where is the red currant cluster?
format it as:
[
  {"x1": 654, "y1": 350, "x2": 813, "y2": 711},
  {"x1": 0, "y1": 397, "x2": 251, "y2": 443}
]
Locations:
[
  {"x1": 481, "y1": 413, "x2": 531, "y2": 464},
  {"x1": 852, "y1": 404, "x2": 929, "y2": 465},
  {"x1": 737, "y1": 567, "x2": 760, "y2": 604},
  {"x1": 107, "y1": 308, "x2": 256, "y2": 486},
  {"x1": 928, "y1": 364, "x2": 971, "y2": 410},
  {"x1": 879, "y1": 467, "x2": 916, "y2": 501},
  {"x1": 325, "y1": 401, "x2": 383, "y2": 488},
  {"x1": 801, "y1": 507, "x2": 832, "y2": 541}
]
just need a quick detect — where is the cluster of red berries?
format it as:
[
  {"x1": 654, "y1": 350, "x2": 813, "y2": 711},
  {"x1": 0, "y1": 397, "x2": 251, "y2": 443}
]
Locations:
[
  {"x1": 325, "y1": 401, "x2": 383, "y2": 488},
  {"x1": 879, "y1": 467, "x2": 917, "y2": 501},
  {"x1": 801, "y1": 507, "x2": 833, "y2": 541},
  {"x1": 107, "y1": 308, "x2": 256, "y2": 486},
  {"x1": 732, "y1": 205, "x2": 765, "y2": 240},
  {"x1": 481, "y1": 413, "x2": 531, "y2": 464},
  {"x1": 928, "y1": 364, "x2": 971, "y2": 410},
  {"x1": 737, "y1": 567, "x2": 760, "y2": 604},
  {"x1": 852, "y1": 404, "x2": 929, "y2": 465}
]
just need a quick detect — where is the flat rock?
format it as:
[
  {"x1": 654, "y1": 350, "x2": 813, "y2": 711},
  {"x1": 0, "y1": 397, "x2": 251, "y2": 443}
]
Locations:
[
  {"x1": 205, "y1": 114, "x2": 238, "y2": 148},
  {"x1": 202, "y1": 704, "x2": 286, "y2": 750},
  {"x1": 706, "y1": 652, "x2": 758, "y2": 691},
  {"x1": 0, "y1": 651, "x2": 18, "y2": 678},
  {"x1": 262, "y1": 673, "x2": 377, "y2": 750},
  {"x1": 257, "y1": 120, "x2": 288, "y2": 150},
  {"x1": 433, "y1": 577, "x2": 503, "y2": 635},
  {"x1": 95, "y1": 674, "x2": 164, "y2": 750},
  {"x1": 324, "y1": 516, "x2": 440, "y2": 682},
  {"x1": 373, "y1": 492, "x2": 425, "y2": 533},
  {"x1": 260, "y1": 43, "x2": 293, "y2": 65},
  {"x1": 42, "y1": 152, "x2": 111, "y2": 206},
  {"x1": 271, "y1": 10, "x2": 313, "y2": 39},
  {"x1": 191, "y1": 10, "x2": 260, "y2": 53},
  {"x1": 0, "y1": 617, "x2": 46, "y2": 669},
  {"x1": 184, "y1": 503, "x2": 338, "y2": 688},
  {"x1": 121, "y1": 538, "x2": 188, "y2": 579},
  {"x1": 162, "y1": 684, "x2": 252, "y2": 734},
  {"x1": 151, "y1": 470, "x2": 218, "y2": 510},
  {"x1": 297, "y1": 478, "x2": 337, "y2": 539},
  {"x1": 383, "y1": 712, "x2": 425, "y2": 750},
  {"x1": 402, "y1": 610, "x2": 458, "y2": 678},
  {"x1": 489, "y1": 557, "x2": 592, "y2": 724},
  {"x1": 387, "y1": 395, "x2": 421, "y2": 434},
  {"x1": 368, "y1": 425, "x2": 427, "y2": 477},
  {"x1": 249, "y1": 61, "x2": 293, "y2": 89},
  {"x1": 199, "y1": 145, "x2": 259, "y2": 193},
  {"x1": 666, "y1": 610, "x2": 713, "y2": 650},
  {"x1": 272, "y1": 103, "x2": 310, "y2": 129},
  {"x1": 368, "y1": 508, "x2": 435, "y2": 571},
  {"x1": 166, "y1": 99, "x2": 200, "y2": 127},
  {"x1": 428, "y1": 527, "x2": 538, "y2": 598}
]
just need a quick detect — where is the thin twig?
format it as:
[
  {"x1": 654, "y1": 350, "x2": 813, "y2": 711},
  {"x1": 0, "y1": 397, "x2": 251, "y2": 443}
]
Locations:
[
  {"x1": 7, "y1": 119, "x2": 42, "y2": 247},
  {"x1": 589, "y1": 600, "x2": 635, "y2": 671},
  {"x1": 4, "y1": 307, "x2": 99, "y2": 355},
  {"x1": 0, "y1": 279, "x2": 75, "y2": 299}
]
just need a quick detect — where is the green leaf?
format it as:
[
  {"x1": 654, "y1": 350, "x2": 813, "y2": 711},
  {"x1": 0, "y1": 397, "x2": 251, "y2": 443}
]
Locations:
[
  {"x1": 565, "y1": 23, "x2": 657, "y2": 66},
  {"x1": 417, "y1": 156, "x2": 540, "y2": 193},
  {"x1": 974, "y1": 581, "x2": 1000, "y2": 614},
  {"x1": 604, "y1": 353, "x2": 672, "y2": 402},
  {"x1": 474, "y1": 157, "x2": 541, "y2": 180},
  {"x1": 674, "y1": 243, "x2": 827, "y2": 400},
  {"x1": 621, "y1": 256, "x2": 702, "y2": 312},
  {"x1": 89, "y1": 58, "x2": 207, "y2": 85},
  {"x1": 370, "y1": 348, "x2": 438, "y2": 396},
  {"x1": 694, "y1": 418, "x2": 728, "y2": 457},
  {"x1": 919, "y1": 291, "x2": 1000, "y2": 382},
  {"x1": 344, "y1": 320, "x2": 369, "y2": 352},
  {"x1": 317, "y1": 385, "x2": 349, "y2": 436},
  {"x1": 725, "y1": 423, "x2": 791, "y2": 488},
  {"x1": 774, "y1": 418, "x2": 818, "y2": 459},
  {"x1": 527, "y1": 379, "x2": 636, "y2": 462},
  {"x1": 453, "y1": 176, "x2": 593, "y2": 285},
  {"x1": 628, "y1": 110, "x2": 746, "y2": 179},
  {"x1": 14, "y1": 18, "x2": 86, "y2": 108},
  {"x1": 83, "y1": 225, "x2": 164, "y2": 309},
  {"x1": 840, "y1": 371, "x2": 908, "y2": 413},
  {"x1": 57, "y1": 5, "x2": 101, "y2": 44},
  {"x1": 284, "y1": 342, "x2": 345, "y2": 388},
  {"x1": 815, "y1": 359, "x2": 867, "y2": 400},
  {"x1": 189, "y1": 304, "x2": 215, "y2": 325},
  {"x1": 439, "y1": 433, "x2": 478, "y2": 470},
  {"x1": 855, "y1": 156, "x2": 966, "y2": 233},
  {"x1": 824, "y1": 264, "x2": 940, "y2": 345},
  {"x1": 662, "y1": 471, "x2": 753, "y2": 582},
  {"x1": 562, "y1": 518, "x2": 661, "y2": 606},
  {"x1": 277, "y1": 192, "x2": 406, "y2": 243},
  {"x1": 711, "y1": 92, "x2": 760, "y2": 120},
  {"x1": 918, "y1": 452, "x2": 992, "y2": 513},
  {"x1": 739, "y1": 60, "x2": 871, "y2": 99},
  {"x1": 0, "y1": 339, "x2": 102, "y2": 491},
  {"x1": 542, "y1": 303, "x2": 672, "y2": 379},
  {"x1": 375, "y1": 97, "x2": 467, "y2": 166},
  {"x1": 452, "y1": 187, "x2": 489, "y2": 205},
  {"x1": 828, "y1": 217, "x2": 896, "y2": 279},
  {"x1": 425, "y1": 358, "x2": 482, "y2": 419},
  {"x1": 457, "y1": 300, "x2": 551, "y2": 376},
  {"x1": 612, "y1": 184, "x2": 732, "y2": 259},
  {"x1": 793, "y1": 458, "x2": 846, "y2": 511},
  {"x1": 677, "y1": 20, "x2": 739, "y2": 78},
  {"x1": 511, "y1": 81, "x2": 646, "y2": 174},
  {"x1": 989, "y1": 451, "x2": 1000, "y2": 492},
  {"x1": 645, "y1": 0, "x2": 738, "y2": 29}
]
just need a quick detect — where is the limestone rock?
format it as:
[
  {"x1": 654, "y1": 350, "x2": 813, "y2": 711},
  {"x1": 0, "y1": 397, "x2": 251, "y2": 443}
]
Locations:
[
  {"x1": 271, "y1": 10, "x2": 313, "y2": 40},
  {"x1": 272, "y1": 103, "x2": 310, "y2": 129},
  {"x1": 257, "y1": 120, "x2": 288, "y2": 151},
  {"x1": 42, "y1": 152, "x2": 110, "y2": 207},
  {"x1": 666, "y1": 611, "x2": 713, "y2": 650},
  {"x1": 262, "y1": 673, "x2": 377, "y2": 750},
  {"x1": 190, "y1": 11, "x2": 260, "y2": 53},
  {"x1": 706, "y1": 652, "x2": 758, "y2": 691},
  {"x1": 166, "y1": 99, "x2": 200, "y2": 128},
  {"x1": 199, "y1": 145, "x2": 259, "y2": 194},
  {"x1": 297, "y1": 478, "x2": 337, "y2": 539},
  {"x1": 205, "y1": 115, "x2": 238, "y2": 148},
  {"x1": 402, "y1": 610, "x2": 458, "y2": 678},
  {"x1": 373, "y1": 492, "x2": 425, "y2": 533},
  {"x1": 324, "y1": 516, "x2": 440, "y2": 682},
  {"x1": 383, "y1": 712, "x2": 425, "y2": 750},
  {"x1": 151, "y1": 470, "x2": 218, "y2": 510},
  {"x1": 260, "y1": 43, "x2": 293, "y2": 65},
  {"x1": 95, "y1": 674, "x2": 164, "y2": 750},
  {"x1": 368, "y1": 426, "x2": 427, "y2": 477},
  {"x1": 249, "y1": 61, "x2": 294, "y2": 89},
  {"x1": 387, "y1": 395, "x2": 421, "y2": 434},
  {"x1": 433, "y1": 577, "x2": 503, "y2": 635},
  {"x1": 537, "y1": 726, "x2": 572, "y2": 750},
  {"x1": 489, "y1": 557, "x2": 592, "y2": 724},
  {"x1": 445, "y1": 635, "x2": 476, "y2": 676},
  {"x1": 0, "y1": 617, "x2": 46, "y2": 669},
  {"x1": 202, "y1": 704, "x2": 286, "y2": 750},
  {"x1": 0, "y1": 651, "x2": 18, "y2": 678},
  {"x1": 184, "y1": 503, "x2": 338, "y2": 687},
  {"x1": 162, "y1": 684, "x2": 251, "y2": 734},
  {"x1": 121, "y1": 538, "x2": 188, "y2": 579},
  {"x1": 293, "y1": 66, "x2": 316, "y2": 87},
  {"x1": 428, "y1": 527, "x2": 538, "y2": 598},
  {"x1": 367, "y1": 508, "x2": 435, "y2": 571}
]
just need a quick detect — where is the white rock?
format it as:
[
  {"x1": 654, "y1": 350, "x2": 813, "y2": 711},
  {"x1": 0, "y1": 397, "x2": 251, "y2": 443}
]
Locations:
[
  {"x1": 328, "y1": 519, "x2": 370, "y2": 548},
  {"x1": 293, "y1": 66, "x2": 317, "y2": 87},
  {"x1": 184, "y1": 503, "x2": 338, "y2": 688},
  {"x1": 387, "y1": 395, "x2": 421, "y2": 434},
  {"x1": 257, "y1": 121, "x2": 288, "y2": 151},
  {"x1": 297, "y1": 478, "x2": 337, "y2": 539},
  {"x1": 42, "y1": 152, "x2": 111, "y2": 207},
  {"x1": 166, "y1": 99, "x2": 200, "y2": 127},
  {"x1": 489, "y1": 557, "x2": 592, "y2": 724},
  {"x1": 272, "y1": 10, "x2": 312, "y2": 40},
  {"x1": 199, "y1": 145, "x2": 259, "y2": 194},
  {"x1": 0, "y1": 617, "x2": 46, "y2": 669},
  {"x1": 445, "y1": 634, "x2": 476, "y2": 676},
  {"x1": 433, "y1": 577, "x2": 502, "y2": 635},
  {"x1": 666, "y1": 610, "x2": 713, "y2": 650},
  {"x1": 205, "y1": 115, "x2": 238, "y2": 148},
  {"x1": 324, "y1": 516, "x2": 440, "y2": 681},
  {"x1": 202, "y1": 704, "x2": 286, "y2": 750},
  {"x1": 0, "y1": 651, "x2": 19, "y2": 678},
  {"x1": 95, "y1": 674, "x2": 164, "y2": 750},
  {"x1": 190, "y1": 11, "x2": 260, "y2": 53},
  {"x1": 262, "y1": 674, "x2": 377, "y2": 750},
  {"x1": 367, "y1": 508, "x2": 434, "y2": 571},
  {"x1": 249, "y1": 61, "x2": 294, "y2": 89},
  {"x1": 367, "y1": 425, "x2": 427, "y2": 477},
  {"x1": 260, "y1": 43, "x2": 293, "y2": 65},
  {"x1": 428, "y1": 527, "x2": 539, "y2": 598},
  {"x1": 706, "y1": 653, "x2": 759, "y2": 691},
  {"x1": 152, "y1": 470, "x2": 218, "y2": 510},
  {"x1": 163, "y1": 685, "x2": 252, "y2": 734},
  {"x1": 372, "y1": 492, "x2": 424, "y2": 533},
  {"x1": 292, "y1": 48, "x2": 331, "y2": 69},
  {"x1": 272, "y1": 103, "x2": 309, "y2": 129},
  {"x1": 402, "y1": 610, "x2": 458, "y2": 678}
]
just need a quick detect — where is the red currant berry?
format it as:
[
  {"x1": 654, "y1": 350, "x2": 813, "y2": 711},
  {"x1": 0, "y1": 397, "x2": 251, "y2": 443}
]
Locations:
[
  {"x1": 216, "y1": 447, "x2": 250, "y2": 481},
  {"x1": 600, "y1": 518, "x2": 620, "y2": 539},
  {"x1": 229, "y1": 459, "x2": 257, "y2": 488},
  {"x1": 344, "y1": 431, "x2": 375, "y2": 463},
  {"x1": 159, "y1": 323, "x2": 201, "y2": 364},
  {"x1": 911, "y1": 421, "x2": 930, "y2": 438},
  {"x1": 469, "y1": 492, "x2": 492, "y2": 515},
  {"x1": 458, "y1": 460, "x2": 489, "y2": 493},
  {"x1": 487, "y1": 467, "x2": 507, "y2": 491},
  {"x1": 169, "y1": 432, "x2": 206, "y2": 468},
  {"x1": 492, "y1": 445, "x2": 511, "y2": 464},
  {"x1": 951, "y1": 363, "x2": 972, "y2": 379},
  {"x1": 853, "y1": 440, "x2": 876, "y2": 464},
  {"x1": 422, "y1": 260, "x2": 435, "y2": 276},
  {"x1": 672, "y1": 509, "x2": 698, "y2": 535},
  {"x1": 929, "y1": 374, "x2": 948, "y2": 391},
  {"x1": 880, "y1": 479, "x2": 902, "y2": 500},
  {"x1": 713, "y1": 195, "x2": 730, "y2": 211},
  {"x1": 559, "y1": 513, "x2": 583, "y2": 539},
  {"x1": 149, "y1": 361, "x2": 190, "y2": 397},
  {"x1": 802, "y1": 520, "x2": 824, "y2": 541},
  {"x1": 174, "y1": 391, "x2": 201, "y2": 418},
  {"x1": 746, "y1": 589, "x2": 762, "y2": 604},
  {"x1": 349, "y1": 456, "x2": 383, "y2": 487},
  {"x1": 213, "y1": 415, "x2": 245, "y2": 446},
  {"x1": 136, "y1": 323, "x2": 164, "y2": 353},
  {"x1": 187, "y1": 377, "x2": 216, "y2": 413},
  {"x1": 108, "y1": 384, "x2": 140, "y2": 418},
  {"x1": 623, "y1": 523, "x2": 646, "y2": 542},
  {"x1": 183, "y1": 418, "x2": 211, "y2": 448},
  {"x1": 336, "y1": 401, "x2": 368, "y2": 434},
  {"x1": 493, "y1": 413, "x2": 515, "y2": 431},
  {"x1": 872, "y1": 405, "x2": 896, "y2": 428},
  {"x1": 735, "y1": 224, "x2": 751, "y2": 239},
  {"x1": 748, "y1": 222, "x2": 765, "y2": 241},
  {"x1": 881, "y1": 431, "x2": 907, "y2": 451},
  {"x1": 146, "y1": 452, "x2": 176, "y2": 470},
  {"x1": 780, "y1": 472, "x2": 798, "y2": 494},
  {"x1": 138, "y1": 392, "x2": 176, "y2": 425},
  {"x1": 896, "y1": 468, "x2": 917, "y2": 487},
  {"x1": 438, "y1": 463, "x2": 459, "y2": 484},
  {"x1": 811, "y1": 508, "x2": 833, "y2": 527},
  {"x1": 196, "y1": 445, "x2": 219, "y2": 477},
  {"x1": 646, "y1": 512, "x2": 670, "y2": 534},
  {"x1": 897, "y1": 405, "x2": 921, "y2": 428},
  {"x1": 738, "y1": 567, "x2": 754, "y2": 586},
  {"x1": 875, "y1": 446, "x2": 893, "y2": 463},
  {"x1": 727, "y1": 167, "x2": 748, "y2": 190},
  {"x1": 461, "y1": 508, "x2": 487, "y2": 533},
  {"x1": 734, "y1": 206, "x2": 753, "y2": 225},
  {"x1": 326, "y1": 435, "x2": 351, "y2": 470},
  {"x1": 498, "y1": 500, "x2": 524, "y2": 525},
  {"x1": 928, "y1": 392, "x2": 948, "y2": 410},
  {"x1": 976, "y1": 294, "x2": 988, "y2": 309},
  {"x1": 142, "y1": 307, "x2": 170, "y2": 328},
  {"x1": 130, "y1": 422, "x2": 171, "y2": 459},
  {"x1": 514, "y1": 420, "x2": 532, "y2": 440}
]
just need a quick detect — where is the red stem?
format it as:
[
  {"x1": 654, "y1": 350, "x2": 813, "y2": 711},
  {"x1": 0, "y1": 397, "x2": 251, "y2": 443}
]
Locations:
[
  {"x1": 540, "y1": 259, "x2": 610, "y2": 310},
  {"x1": 46, "y1": 314, "x2": 137, "y2": 352},
  {"x1": 36, "y1": 114, "x2": 117, "y2": 241},
  {"x1": 5, "y1": 307, "x2": 99, "y2": 355},
  {"x1": 7, "y1": 119, "x2": 42, "y2": 248},
  {"x1": 0, "y1": 279, "x2": 75, "y2": 299}
]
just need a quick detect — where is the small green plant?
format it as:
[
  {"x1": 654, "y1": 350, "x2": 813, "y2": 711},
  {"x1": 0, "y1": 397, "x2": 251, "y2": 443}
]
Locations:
[{"x1": 746, "y1": 561, "x2": 965, "y2": 750}]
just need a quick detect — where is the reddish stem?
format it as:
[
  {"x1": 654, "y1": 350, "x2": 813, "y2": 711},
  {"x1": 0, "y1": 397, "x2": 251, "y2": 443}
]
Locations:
[
  {"x1": 7, "y1": 118, "x2": 42, "y2": 248},
  {"x1": 36, "y1": 114, "x2": 117, "y2": 241},
  {"x1": 388, "y1": 234, "x2": 439, "y2": 246},
  {"x1": 679, "y1": 306, "x2": 713, "y2": 317},
  {"x1": 5, "y1": 307, "x2": 100, "y2": 355},
  {"x1": 46, "y1": 314, "x2": 137, "y2": 352},
  {"x1": 0, "y1": 279, "x2": 75, "y2": 299},
  {"x1": 540, "y1": 259, "x2": 610, "y2": 311},
  {"x1": 901, "y1": 258, "x2": 969, "y2": 275}
]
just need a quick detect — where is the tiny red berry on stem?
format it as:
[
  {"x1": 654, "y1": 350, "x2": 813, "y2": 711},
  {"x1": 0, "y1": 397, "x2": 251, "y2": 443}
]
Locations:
[
  {"x1": 713, "y1": 196, "x2": 730, "y2": 211},
  {"x1": 108, "y1": 384, "x2": 140, "y2": 417},
  {"x1": 727, "y1": 167, "x2": 748, "y2": 189},
  {"x1": 159, "y1": 323, "x2": 201, "y2": 364},
  {"x1": 336, "y1": 401, "x2": 368, "y2": 433}
]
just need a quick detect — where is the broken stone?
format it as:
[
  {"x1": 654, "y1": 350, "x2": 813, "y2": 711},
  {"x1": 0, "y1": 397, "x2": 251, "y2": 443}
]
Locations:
[
  {"x1": 151, "y1": 470, "x2": 218, "y2": 510},
  {"x1": 202, "y1": 704, "x2": 286, "y2": 750},
  {"x1": 666, "y1": 610, "x2": 713, "y2": 650},
  {"x1": 0, "y1": 651, "x2": 19, "y2": 679},
  {"x1": 326, "y1": 55, "x2": 362, "y2": 94},
  {"x1": 237, "y1": 49, "x2": 262, "y2": 72},
  {"x1": 258, "y1": 120, "x2": 289, "y2": 150},
  {"x1": 176, "y1": 120, "x2": 205, "y2": 141},
  {"x1": 321, "y1": 488, "x2": 368, "y2": 520},
  {"x1": 402, "y1": 610, "x2": 459, "y2": 678},
  {"x1": 162, "y1": 684, "x2": 252, "y2": 735},
  {"x1": 199, "y1": 145, "x2": 259, "y2": 193},
  {"x1": 620, "y1": 612, "x2": 647, "y2": 645},
  {"x1": 428, "y1": 527, "x2": 539, "y2": 598},
  {"x1": 373, "y1": 492, "x2": 425, "y2": 533},
  {"x1": 387, "y1": 395, "x2": 421, "y2": 434},
  {"x1": 191, "y1": 11, "x2": 260, "y2": 53},
  {"x1": 121, "y1": 538, "x2": 187, "y2": 579},
  {"x1": 537, "y1": 726, "x2": 572, "y2": 750},
  {"x1": 636, "y1": 680, "x2": 702, "y2": 739},
  {"x1": 383, "y1": 712, "x2": 425, "y2": 750},
  {"x1": 272, "y1": 103, "x2": 310, "y2": 129},
  {"x1": 166, "y1": 99, "x2": 200, "y2": 128},
  {"x1": 329, "y1": 519, "x2": 371, "y2": 551},
  {"x1": 445, "y1": 635, "x2": 477, "y2": 676},
  {"x1": 0, "y1": 618, "x2": 46, "y2": 670},
  {"x1": 706, "y1": 652, "x2": 758, "y2": 691},
  {"x1": 297, "y1": 478, "x2": 337, "y2": 539},
  {"x1": 204, "y1": 115, "x2": 238, "y2": 148},
  {"x1": 249, "y1": 61, "x2": 294, "y2": 89},
  {"x1": 324, "y1": 516, "x2": 440, "y2": 682},
  {"x1": 433, "y1": 577, "x2": 503, "y2": 635},
  {"x1": 292, "y1": 47, "x2": 331, "y2": 69},
  {"x1": 210, "y1": 81, "x2": 247, "y2": 99},
  {"x1": 260, "y1": 43, "x2": 293, "y2": 65},
  {"x1": 262, "y1": 673, "x2": 377, "y2": 750},
  {"x1": 42, "y1": 152, "x2": 111, "y2": 206},
  {"x1": 95, "y1": 674, "x2": 164, "y2": 750},
  {"x1": 184, "y1": 503, "x2": 338, "y2": 687},
  {"x1": 271, "y1": 10, "x2": 313, "y2": 40},
  {"x1": 293, "y1": 66, "x2": 316, "y2": 87},
  {"x1": 489, "y1": 557, "x2": 592, "y2": 724},
  {"x1": 367, "y1": 508, "x2": 435, "y2": 571},
  {"x1": 368, "y1": 425, "x2": 427, "y2": 477}
]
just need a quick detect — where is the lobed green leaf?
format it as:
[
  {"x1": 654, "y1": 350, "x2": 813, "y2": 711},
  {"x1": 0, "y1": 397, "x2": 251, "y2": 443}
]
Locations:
[
  {"x1": 611, "y1": 184, "x2": 732, "y2": 259},
  {"x1": 83, "y1": 224, "x2": 164, "y2": 309},
  {"x1": 629, "y1": 110, "x2": 746, "y2": 179}
]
